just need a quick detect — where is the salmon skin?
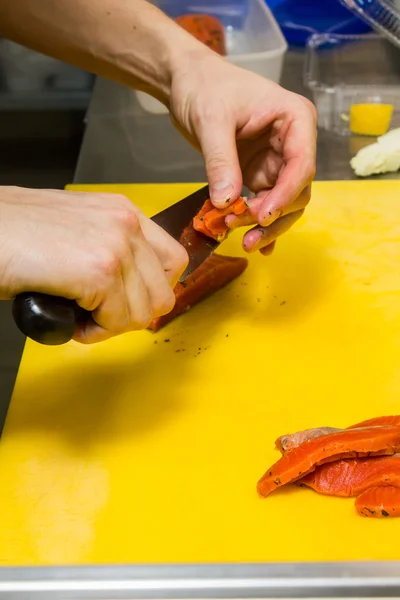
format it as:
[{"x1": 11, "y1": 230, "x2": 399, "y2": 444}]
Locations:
[
  {"x1": 148, "y1": 253, "x2": 248, "y2": 331},
  {"x1": 355, "y1": 486, "x2": 400, "y2": 518},
  {"x1": 257, "y1": 426, "x2": 400, "y2": 498},
  {"x1": 299, "y1": 454, "x2": 400, "y2": 497},
  {"x1": 275, "y1": 416, "x2": 400, "y2": 454},
  {"x1": 276, "y1": 427, "x2": 339, "y2": 454}
]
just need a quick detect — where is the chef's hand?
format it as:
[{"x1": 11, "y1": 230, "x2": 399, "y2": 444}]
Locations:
[
  {"x1": 0, "y1": 186, "x2": 187, "y2": 344},
  {"x1": 170, "y1": 53, "x2": 317, "y2": 255}
]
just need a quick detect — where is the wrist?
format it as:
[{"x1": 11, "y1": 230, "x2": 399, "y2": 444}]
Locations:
[{"x1": 122, "y1": 3, "x2": 214, "y2": 107}]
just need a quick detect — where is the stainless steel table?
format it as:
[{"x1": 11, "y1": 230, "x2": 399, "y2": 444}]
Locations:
[
  {"x1": 0, "y1": 562, "x2": 399, "y2": 598},
  {"x1": 74, "y1": 49, "x2": 400, "y2": 185}
]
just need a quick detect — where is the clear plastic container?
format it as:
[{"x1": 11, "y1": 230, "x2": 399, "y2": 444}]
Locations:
[
  {"x1": 136, "y1": 0, "x2": 287, "y2": 113},
  {"x1": 304, "y1": 32, "x2": 400, "y2": 135},
  {"x1": 339, "y1": 0, "x2": 400, "y2": 50}
]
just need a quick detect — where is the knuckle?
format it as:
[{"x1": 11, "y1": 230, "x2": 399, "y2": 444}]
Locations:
[
  {"x1": 115, "y1": 207, "x2": 141, "y2": 233},
  {"x1": 297, "y1": 95, "x2": 317, "y2": 119},
  {"x1": 205, "y1": 151, "x2": 229, "y2": 172},
  {"x1": 92, "y1": 249, "x2": 123, "y2": 280},
  {"x1": 122, "y1": 209, "x2": 141, "y2": 232}
]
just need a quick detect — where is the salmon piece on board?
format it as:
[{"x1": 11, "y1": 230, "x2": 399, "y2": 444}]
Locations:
[
  {"x1": 275, "y1": 427, "x2": 340, "y2": 454},
  {"x1": 299, "y1": 454, "x2": 400, "y2": 497},
  {"x1": 148, "y1": 253, "x2": 248, "y2": 331},
  {"x1": 175, "y1": 14, "x2": 227, "y2": 56},
  {"x1": 348, "y1": 416, "x2": 400, "y2": 429},
  {"x1": 257, "y1": 426, "x2": 400, "y2": 498},
  {"x1": 355, "y1": 486, "x2": 400, "y2": 518},
  {"x1": 193, "y1": 198, "x2": 248, "y2": 242},
  {"x1": 275, "y1": 415, "x2": 400, "y2": 453}
]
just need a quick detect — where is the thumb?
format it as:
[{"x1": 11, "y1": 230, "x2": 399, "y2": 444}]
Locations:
[{"x1": 199, "y1": 119, "x2": 243, "y2": 208}]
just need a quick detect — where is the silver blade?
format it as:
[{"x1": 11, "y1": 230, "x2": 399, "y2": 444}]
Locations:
[{"x1": 151, "y1": 185, "x2": 220, "y2": 282}]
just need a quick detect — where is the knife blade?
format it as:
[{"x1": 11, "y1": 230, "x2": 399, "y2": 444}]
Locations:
[
  {"x1": 12, "y1": 185, "x2": 220, "y2": 346},
  {"x1": 152, "y1": 184, "x2": 219, "y2": 282}
]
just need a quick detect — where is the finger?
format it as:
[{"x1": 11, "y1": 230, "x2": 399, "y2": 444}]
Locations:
[
  {"x1": 243, "y1": 209, "x2": 304, "y2": 253},
  {"x1": 74, "y1": 259, "x2": 151, "y2": 344},
  {"x1": 74, "y1": 321, "x2": 119, "y2": 345},
  {"x1": 133, "y1": 234, "x2": 176, "y2": 319},
  {"x1": 260, "y1": 241, "x2": 276, "y2": 256},
  {"x1": 226, "y1": 186, "x2": 310, "y2": 229},
  {"x1": 73, "y1": 272, "x2": 131, "y2": 344},
  {"x1": 225, "y1": 196, "x2": 262, "y2": 229},
  {"x1": 74, "y1": 222, "x2": 155, "y2": 343},
  {"x1": 136, "y1": 214, "x2": 188, "y2": 287},
  {"x1": 258, "y1": 115, "x2": 316, "y2": 226},
  {"x1": 197, "y1": 114, "x2": 243, "y2": 208}
]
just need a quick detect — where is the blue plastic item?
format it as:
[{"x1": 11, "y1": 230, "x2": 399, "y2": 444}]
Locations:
[{"x1": 267, "y1": 0, "x2": 371, "y2": 47}]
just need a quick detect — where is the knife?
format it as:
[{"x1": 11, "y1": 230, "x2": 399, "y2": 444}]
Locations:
[{"x1": 12, "y1": 185, "x2": 220, "y2": 346}]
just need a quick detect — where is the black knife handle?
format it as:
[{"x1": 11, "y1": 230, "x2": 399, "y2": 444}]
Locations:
[{"x1": 12, "y1": 292, "x2": 91, "y2": 345}]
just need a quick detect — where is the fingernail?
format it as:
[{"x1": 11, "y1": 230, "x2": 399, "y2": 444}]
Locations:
[
  {"x1": 252, "y1": 232, "x2": 267, "y2": 252},
  {"x1": 243, "y1": 229, "x2": 265, "y2": 253},
  {"x1": 260, "y1": 209, "x2": 281, "y2": 227},
  {"x1": 225, "y1": 214, "x2": 238, "y2": 229},
  {"x1": 210, "y1": 181, "x2": 234, "y2": 207}
]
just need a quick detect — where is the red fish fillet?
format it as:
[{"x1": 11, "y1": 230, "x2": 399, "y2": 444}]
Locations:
[
  {"x1": 257, "y1": 426, "x2": 400, "y2": 498},
  {"x1": 148, "y1": 253, "x2": 248, "y2": 331},
  {"x1": 355, "y1": 486, "x2": 400, "y2": 518},
  {"x1": 175, "y1": 14, "x2": 227, "y2": 56},
  {"x1": 275, "y1": 416, "x2": 400, "y2": 454},
  {"x1": 276, "y1": 427, "x2": 339, "y2": 454},
  {"x1": 348, "y1": 416, "x2": 400, "y2": 429},
  {"x1": 192, "y1": 198, "x2": 248, "y2": 242},
  {"x1": 299, "y1": 454, "x2": 400, "y2": 497}
]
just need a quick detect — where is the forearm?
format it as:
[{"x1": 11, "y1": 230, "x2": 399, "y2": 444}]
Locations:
[{"x1": 0, "y1": 0, "x2": 208, "y2": 105}]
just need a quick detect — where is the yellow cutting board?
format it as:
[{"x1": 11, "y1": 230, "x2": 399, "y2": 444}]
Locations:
[{"x1": 1, "y1": 180, "x2": 400, "y2": 566}]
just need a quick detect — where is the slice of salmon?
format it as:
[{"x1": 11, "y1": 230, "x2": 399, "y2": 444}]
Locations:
[
  {"x1": 148, "y1": 253, "x2": 248, "y2": 331},
  {"x1": 355, "y1": 486, "x2": 400, "y2": 518},
  {"x1": 299, "y1": 454, "x2": 400, "y2": 497},
  {"x1": 193, "y1": 198, "x2": 248, "y2": 242},
  {"x1": 257, "y1": 426, "x2": 400, "y2": 498},
  {"x1": 276, "y1": 427, "x2": 340, "y2": 454},
  {"x1": 275, "y1": 416, "x2": 400, "y2": 454},
  {"x1": 348, "y1": 416, "x2": 400, "y2": 429},
  {"x1": 175, "y1": 14, "x2": 227, "y2": 56}
]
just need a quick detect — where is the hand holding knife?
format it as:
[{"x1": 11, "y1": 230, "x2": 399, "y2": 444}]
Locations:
[{"x1": 12, "y1": 185, "x2": 221, "y2": 346}]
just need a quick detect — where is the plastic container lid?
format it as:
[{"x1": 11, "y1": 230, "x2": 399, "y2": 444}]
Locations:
[{"x1": 267, "y1": 0, "x2": 371, "y2": 47}]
